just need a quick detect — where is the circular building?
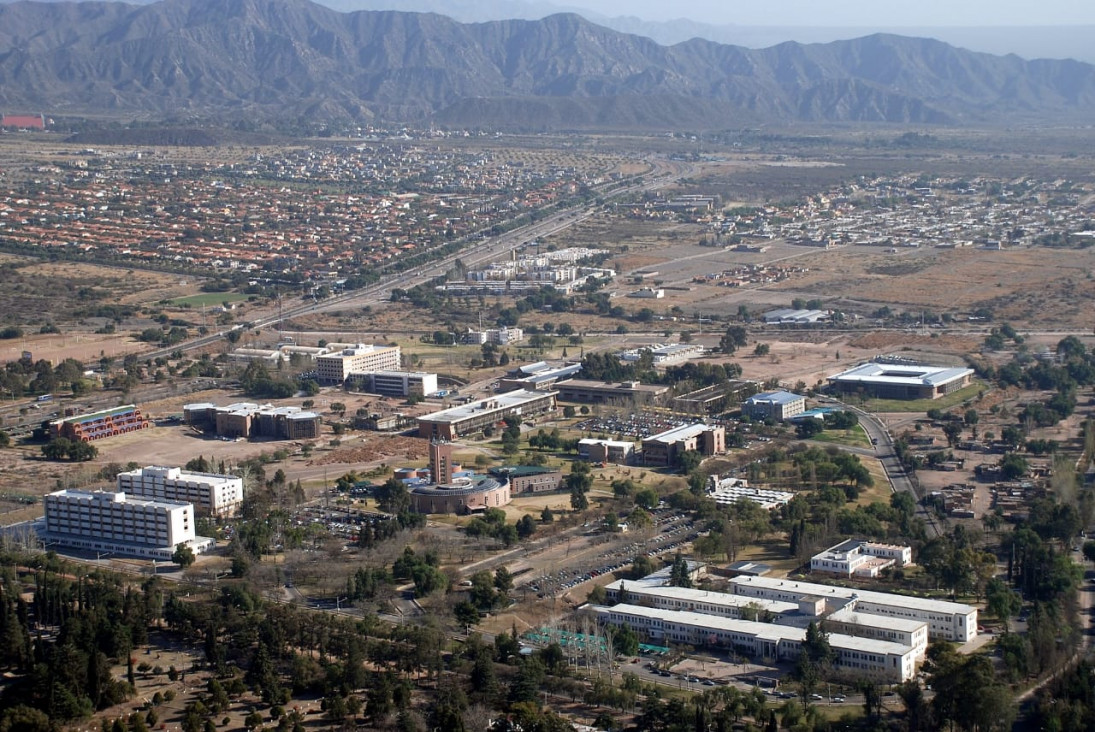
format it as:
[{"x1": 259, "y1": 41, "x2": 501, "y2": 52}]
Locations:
[{"x1": 409, "y1": 476, "x2": 511, "y2": 515}]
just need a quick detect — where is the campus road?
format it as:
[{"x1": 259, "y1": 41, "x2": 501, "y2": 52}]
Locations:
[{"x1": 817, "y1": 396, "x2": 942, "y2": 539}]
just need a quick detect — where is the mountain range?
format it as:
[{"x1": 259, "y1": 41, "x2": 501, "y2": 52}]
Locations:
[{"x1": 1, "y1": 0, "x2": 1094, "y2": 130}]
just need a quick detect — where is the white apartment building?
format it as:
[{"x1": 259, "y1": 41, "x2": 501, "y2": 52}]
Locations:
[
  {"x1": 117, "y1": 465, "x2": 245, "y2": 518},
  {"x1": 463, "y1": 327, "x2": 524, "y2": 345},
  {"x1": 316, "y1": 344, "x2": 401, "y2": 384},
  {"x1": 41, "y1": 490, "x2": 214, "y2": 560},
  {"x1": 811, "y1": 539, "x2": 913, "y2": 578}
]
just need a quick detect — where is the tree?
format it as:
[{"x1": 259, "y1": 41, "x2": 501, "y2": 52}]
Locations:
[
  {"x1": 942, "y1": 422, "x2": 963, "y2": 447},
  {"x1": 794, "y1": 622, "x2": 834, "y2": 705},
  {"x1": 516, "y1": 514, "x2": 537, "y2": 539},
  {"x1": 753, "y1": 343, "x2": 770, "y2": 357},
  {"x1": 719, "y1": 326, "x2": 748, "y2": 354},
  {"x1": 1083, "y1": 540, "x2": 1095, "y2": 563},
  {"x1": 453, "y1": 602, "x2": 480, "y2": 628},
  {"x1": 985, "y1": 578, "x2": 1022, "y2": 633},
  {"x1": 172, "y1": 544, "x2": 196, "y2": 568},
  {"x1": 611, "y1": 623, "x2": 640, "y2": 656},
  {"x1": 494, "y1": 567, "x2": 513, "y2": 594},
  {"x1": 669, "y1": 554, "x2": 692, "y2": 588},
  {"x1": 570, "y1": 487, "x2": 589, "y2": 512},
  {"x1": 1000, "y1": 453, "x2": 1029, "y2": 480}
]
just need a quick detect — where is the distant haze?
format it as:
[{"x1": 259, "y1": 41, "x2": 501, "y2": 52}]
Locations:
[
  {"x1": 557, "y1": 0, "x2": 1095, "y2": 27},
  {"x1": 319, "y1": 0, "x2": 1095, "y2": 62}
]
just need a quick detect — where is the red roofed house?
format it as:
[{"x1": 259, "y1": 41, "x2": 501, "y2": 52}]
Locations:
[{"x1": 1, "y1": 114, "x2": 46, "y2": 130}]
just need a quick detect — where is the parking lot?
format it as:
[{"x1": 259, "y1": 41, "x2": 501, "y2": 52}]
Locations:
[
  {"x1": 575, "y1": 412, "x2": 690, "y2": 439},
  {"x1": 521, "y1": 510, "x2": 699, "y2": 598}
]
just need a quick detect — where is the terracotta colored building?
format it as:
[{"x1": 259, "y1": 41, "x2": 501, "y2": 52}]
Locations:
[
  {"x1": 50, "y1": 405, "x2": 151, "y2": 442},
  {"x1": 1, "y1": 114, "x2": 46, "y2": 130}
]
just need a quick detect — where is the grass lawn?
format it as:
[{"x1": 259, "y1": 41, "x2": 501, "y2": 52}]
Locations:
[
  {"x1": 169, "y1": 292, "x2": 252, "y2": 307},
  {"x1": 726, "y1": 540, "x2": 802, "y2": 576},
  {"x1": 854, "y1": 459, "x2": 893, "y2": 507},
  {"x1": 810, "y1": 424, "x2": 873, "y2": 448},
  {"x1": 857, "y1": 381, "x2": 989, "y2": 413}
]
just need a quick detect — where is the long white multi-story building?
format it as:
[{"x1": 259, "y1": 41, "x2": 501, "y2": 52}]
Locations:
[
  {"x1": 117, "y1": 466, "x2": 245, "y2": 518},
  {"x1": 595, "y1": 604, "x2": 919, "y2": 682},
  {"x1": 604, "y1": 580, "x2": 801, "y2": 620},
  {"x1": 316, "y1": 344, "x2": 401, "y2": 383},
  {"x1": 41, "y1": 490, "x2": 214, "y2": 560},
  {"x1": 729, "y1": 575, "x2": 976, "y2": 642},
  {"x1": 601, "y1": 580, "x2": 928, "y2": 659}
]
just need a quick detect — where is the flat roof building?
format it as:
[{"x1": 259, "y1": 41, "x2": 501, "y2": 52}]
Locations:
[
  {"x1": 729, "y1": 575, "x2": 976, "y2": 643},
  {"x1": 462, "y1": 327, "x2": 524, "y2": 345},
  {"x1": 811, "y1": 539, "x2": 913, "y2": 578},
  {"x1": 763, "y1": 309, "x2": 830, "y2": 325},
  {"x1": 603, "y1": 580, "x2": 801, "y2": 620},
  {"x1": 498, "y1": 362, "x2": 582, "y2": 392},
  {"x1": 117, "y1": 466, "x2": 245, "y2": 518},
  {"x1": 594, "y1": 604, "x2": 918, "y2": 682},
  {"x1": 828, "y1": 362, "x2": 974, "y2": 400},
  {"x1": 743, "y1": 391, "x2": 806, "y2": 421},
  {"x1": 555, "y1": 379, "x2": 669, "y2": 407},
  {"x1": 577, "y1": 438, "x2": 636, "y2": 465},
  {"x1": 619, "y1": 343, "x2": 705, "y2": 366},
  {"x1": 825, "y1": 606, "x2": 929, "y2": 659},
  {"x1": 641, "y1": 423, "x2": 725, "y2": 467},
  {"x1": 488, "y1": 466, "x2": 564, "y2": 494},
  {"x1": 347, "y1": 370, "x2": 438, "y2": 398},
  {"x1": 417, "y1": 390, "x2": 557, "y2": 440},
  {"x1": 316, "y1": 344, "x2": 401, "y2": 384},
  {"x1": 41, "y1": 490, "x2": 214, "y2": 561},
  {"x1": 183, "y1": 402, "x2": 321, "y2": 440},
  {"x1": 706, "y1": 477, "x2": 794, "y2": 510},
  {"x1": 672, "y1": 381, "x2": 757, "y2": 416}
]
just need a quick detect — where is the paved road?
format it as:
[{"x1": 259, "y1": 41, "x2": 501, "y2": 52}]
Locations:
[
  {"x1": 817, "y1": 397, "x2": 942, "y2": 539},
  {"x1": 136, "y1": 158, "x2": 691, "y2": 363}
]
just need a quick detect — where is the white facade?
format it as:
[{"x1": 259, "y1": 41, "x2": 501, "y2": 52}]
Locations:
[
  {"x1": 619, "y1": 343, "x2": 705, "y2": 366},
  {"x1": 117, "y1": 466, "x2": 244, "y2": 518},
  {"x1": 729, "y1": 575, "x2": 976, "y2": 643},
  {"x1": 706, "y1": 477, "x2": 794, "y2": 510},
  {"x1": 463, "y1": 327, "x2": 524, "y2": 345},
  {"x1": 825, "y1": 606, "x2": 929, "y2": 659},
  {"x1": 316, "y1": 344, "x2": 401, "y2": 383},
  {"x1": 603, "y1": 580, "x2": 800, "y2": 620},
  {"x1": 811, "y1": 539, "x2": 914, "y2": 578},
  {"x1": 743, "y1": 391, "x2": 806, "y2": 421},
  {"x1": 595, "y1": 604, "x2": 918, "y2": 682},
  {"x1": 42, "y1": 490, "x2": 214, "y2": 560}
]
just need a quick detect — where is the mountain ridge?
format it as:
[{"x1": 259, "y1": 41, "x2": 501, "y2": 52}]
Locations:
[{"x1": 1, "y1": 0, "x2": 1094, "y2": 129}]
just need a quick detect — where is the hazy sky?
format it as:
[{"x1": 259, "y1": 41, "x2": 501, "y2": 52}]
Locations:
[{"x1": 569, "y1": 0, "x2": 1095, "y2": 26}]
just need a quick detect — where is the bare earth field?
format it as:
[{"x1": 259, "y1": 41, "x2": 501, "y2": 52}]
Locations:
[{"x1": 539, "y1": 206, "x2": 1095, "y2": 328}]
